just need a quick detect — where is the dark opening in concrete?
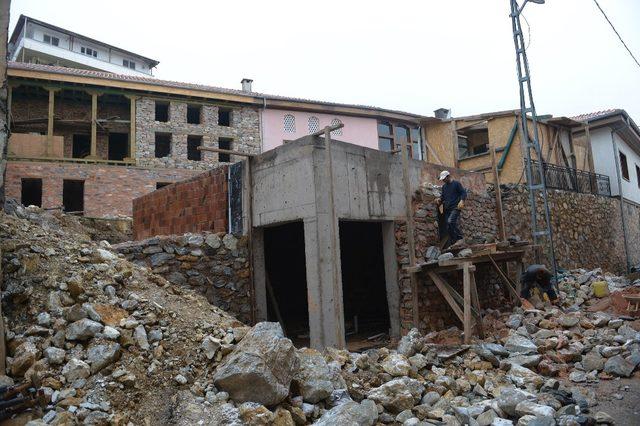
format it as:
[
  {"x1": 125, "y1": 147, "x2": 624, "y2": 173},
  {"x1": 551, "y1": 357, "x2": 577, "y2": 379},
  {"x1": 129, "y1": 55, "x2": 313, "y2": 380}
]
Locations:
[
  {"x1": 264, "y1": 221, "x2": 309, "y2": 346},
  {"x1": 63, "y1": 180, "x2": 84, "y2": 214},
  {"x1": 21, "y1": 178, "x2": 42, "y2": 207},
  {"x1": 108, "y1": 133, "x2": 129, "y2": 161},
  {"x1": 339, "y1": 221, "x2": 390, "y2": 349},
  {"x1": 72, "y1": 134, "x2": 90, "y2": 158}
]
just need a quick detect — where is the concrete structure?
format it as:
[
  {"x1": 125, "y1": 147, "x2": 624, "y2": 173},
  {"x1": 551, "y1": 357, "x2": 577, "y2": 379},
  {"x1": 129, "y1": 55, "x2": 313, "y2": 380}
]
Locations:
[{"x1": 8, "y1": 15, "x2": 159, "y2": 76}]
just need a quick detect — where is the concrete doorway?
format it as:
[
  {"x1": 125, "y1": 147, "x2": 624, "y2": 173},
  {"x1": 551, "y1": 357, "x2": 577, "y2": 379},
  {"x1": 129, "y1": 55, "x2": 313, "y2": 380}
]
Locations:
[
  {"x1": 63, "y1": 180, "x2": 84, "y2": 214},
  {"x1": 339, "y1": 221, "x2": 391, "y2": 350},
  {"x1": 263, "y1": 221, "x2": 309, "y2": 346}
]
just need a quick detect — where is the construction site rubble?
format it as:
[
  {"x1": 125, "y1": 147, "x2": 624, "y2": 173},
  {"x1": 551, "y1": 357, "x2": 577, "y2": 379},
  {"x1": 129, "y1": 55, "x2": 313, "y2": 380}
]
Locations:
[{"x1": 1, "y1": 206, "x2": 640, "y2": 424}]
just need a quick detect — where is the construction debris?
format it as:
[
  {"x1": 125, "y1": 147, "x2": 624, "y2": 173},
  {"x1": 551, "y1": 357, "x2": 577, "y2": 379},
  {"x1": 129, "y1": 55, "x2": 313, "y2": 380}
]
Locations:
[{"x1": 1, "y1": 206, "x2": 640, "y2": 424}]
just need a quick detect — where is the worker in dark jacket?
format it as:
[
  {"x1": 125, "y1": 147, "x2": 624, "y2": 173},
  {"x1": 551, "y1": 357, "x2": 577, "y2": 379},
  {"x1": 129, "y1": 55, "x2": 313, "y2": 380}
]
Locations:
[
  {"x1": 520, "y1": 264, "x2": 558, "y2": 303},
  {"x1": 436, "y1": 170, "x2": 467, "y2": 247}
]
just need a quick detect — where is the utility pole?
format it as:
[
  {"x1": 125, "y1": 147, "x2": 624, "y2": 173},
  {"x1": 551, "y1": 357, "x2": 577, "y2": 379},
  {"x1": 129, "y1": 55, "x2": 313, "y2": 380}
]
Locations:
[{"x1": 509, "y1": 0, "x2": 559, "y2": 285}]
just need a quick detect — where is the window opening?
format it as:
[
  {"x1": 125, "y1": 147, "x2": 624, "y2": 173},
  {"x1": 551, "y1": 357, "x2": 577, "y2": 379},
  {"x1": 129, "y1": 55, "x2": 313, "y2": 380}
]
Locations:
[
  {"x1": 155, "y1": 102, "x2": 169, "y2": 122},
  {"x1": 187, "y1": 105, "x2": 201, "y2": 124},
  {"x1": 218, "y1": 109, "x2": 231, "y2": 127},
  {"x1": 284, "y1": 114, "x2": 296, "y2": 133},
  {"x1": 308, "y1": 116, "x2": 319, "y2": 134},
  {"x1": 187, "y1": 135, "x2": 202, "y2": 161},
  {"x1": 21, "y1": 178, "x2": 42, "y2": 207},
  {"x1": 63, "y1": 180, "x2": 84, "y2": 215},
  {"x1": 218, "y1": 138, "x2": 232, "y2": 162},
  {"x1": 155, "y1": 133, "x2": 171, "y2": 158}
]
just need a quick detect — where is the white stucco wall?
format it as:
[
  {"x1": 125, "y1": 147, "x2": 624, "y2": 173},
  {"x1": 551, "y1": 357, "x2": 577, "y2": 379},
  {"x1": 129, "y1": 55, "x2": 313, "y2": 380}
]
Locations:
[{"x1": 590, "y1": 126, "x2": 640, "y2": 204}]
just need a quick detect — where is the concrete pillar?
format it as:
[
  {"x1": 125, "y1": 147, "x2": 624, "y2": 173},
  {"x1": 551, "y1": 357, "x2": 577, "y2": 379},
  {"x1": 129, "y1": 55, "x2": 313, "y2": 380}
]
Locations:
[
  {"x1": 251, "y1": 227, "x2": 268, "y2": 321},
  {"x1": 125, "y1": 95, "x2": 137, "y2": 163},
  {"x1": 382, "y1": 221, "x2": 401, "y2": 340},
  {"x1": 303, "y1": 216, "x2": 345, "y2": 349}
]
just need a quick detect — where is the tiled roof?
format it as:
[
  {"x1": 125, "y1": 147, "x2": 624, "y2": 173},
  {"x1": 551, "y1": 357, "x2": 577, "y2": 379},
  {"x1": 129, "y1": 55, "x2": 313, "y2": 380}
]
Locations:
[
  {"x1": 570, "y1": 109, "x2": 622, "y2": 122},
  {"x1": 8, "y1": 62, "x2": 425, "y2": 119}
]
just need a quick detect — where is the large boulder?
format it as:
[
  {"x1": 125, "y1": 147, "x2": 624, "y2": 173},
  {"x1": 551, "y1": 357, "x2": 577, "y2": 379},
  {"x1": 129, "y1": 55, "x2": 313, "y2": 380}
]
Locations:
[
  {"x1": 397, "y1": 328, "x2": 423, "y2": 357},
  {"x1": 604, "y1": 355, "x2": 635, "y2": 377},
  {"x1": 62, "y1": 358, "x2": 91, "y2": 382},
  {"x1": 496, "y1": 387, "x2": 536, "y2": 417},
  {"x1": 381, "y1": 354, "x2": 411, "y2": 377},
  {"x1": 65, "y1": 319, "x2": 103, "y2": 341},
  {"x1": 87, "y1": 343, "x2": 121, "y2": 374},
  {"x1": 314, "y1": 400, "x2": 378, "y2": 426},
  {"x1": 213, "y1": 322, "x2": 299, "y2": 406},
  {"x1": 504, "y1": 335, "x2": 538, "y2": 355},
  {"x1": 367, "y1": 377, "x2": 424, "y2": 413},
  {"x1": 292, "y1": 348, "x2": 334, "y2": 403}
]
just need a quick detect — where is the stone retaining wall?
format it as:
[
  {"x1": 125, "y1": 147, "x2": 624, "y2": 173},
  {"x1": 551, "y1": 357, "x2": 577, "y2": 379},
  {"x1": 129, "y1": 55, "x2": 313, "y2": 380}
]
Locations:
[{"x1": 113, "y1": 232, "x2": 251, "y2": 323}]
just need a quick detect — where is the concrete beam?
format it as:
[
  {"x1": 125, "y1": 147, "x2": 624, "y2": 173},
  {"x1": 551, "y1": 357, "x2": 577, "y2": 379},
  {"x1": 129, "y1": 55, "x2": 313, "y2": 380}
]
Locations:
[{"x1": 382, "y1": 221, "x2": 401, "y2": 340}]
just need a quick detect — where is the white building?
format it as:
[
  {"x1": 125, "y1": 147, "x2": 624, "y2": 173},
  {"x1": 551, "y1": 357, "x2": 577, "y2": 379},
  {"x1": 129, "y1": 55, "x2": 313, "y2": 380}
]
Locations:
[
  {"x1": 573, "y1": 109, "x2": 640, "y2": 205},
  {"x1": 8, "y1": 15, "x2": 159, "y2": 77}
]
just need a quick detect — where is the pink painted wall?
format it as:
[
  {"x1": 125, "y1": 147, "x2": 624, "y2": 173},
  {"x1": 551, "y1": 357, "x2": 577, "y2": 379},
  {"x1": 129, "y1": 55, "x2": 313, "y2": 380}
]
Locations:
[{"x1": 261, "y1": 109, "x2": 379, "y2": 152}]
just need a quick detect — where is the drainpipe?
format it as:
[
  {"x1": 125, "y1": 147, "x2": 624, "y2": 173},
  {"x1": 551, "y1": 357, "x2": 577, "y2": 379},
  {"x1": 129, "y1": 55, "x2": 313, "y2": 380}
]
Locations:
[{"x1": 610, "y1": 129, "x2": 631, "y2": 272}]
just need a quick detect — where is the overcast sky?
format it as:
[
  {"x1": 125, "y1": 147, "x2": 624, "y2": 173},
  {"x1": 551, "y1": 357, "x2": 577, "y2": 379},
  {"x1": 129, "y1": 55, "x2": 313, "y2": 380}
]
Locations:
[{"x1": 8, "y1": 0, "x2": 640, "y2": 120}]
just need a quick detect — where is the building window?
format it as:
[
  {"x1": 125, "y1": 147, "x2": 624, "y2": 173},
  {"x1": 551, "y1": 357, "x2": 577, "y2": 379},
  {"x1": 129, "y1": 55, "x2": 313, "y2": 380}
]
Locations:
[
  {"x1": 284, "y1": 114, "x2": 296, "y2": 133},
  {"x1": 63, "y1": 180, "x2": 84, "y2": 215},
  {"x1": 330, "y1": 118, "x2": 343, "y2": 136},
  {"x1": 187, "y1": 135, "x2": 202, "y2": 161},
  {"x1": 155, "y1": 133, "x2": 171, "y2": 158},
  {"x1": 43, "y1": 34, "x2": 59, "y2": 46},
  {"x1": 72, "y1": 134, "x2": 90, "y2": 158},
  {"x1": 636, "y1": 165, "x2": 640, "y2": 189},
  {"x1": 187, "y1": 105, "x2": 202, "y2": 124},
  {"x1": 620, "y1": 151, "x2": 629, "y2": 181},
  {"x1": 458, "y1": 128, "x2": 489, "y2": 159},
  {"x1": 123, "y1": 59, "x2": 136, "y2": 70},
  {"x1": 377, "y1": 122, "x2": 423, "y2": 160},
  {"x1": 81, "y1": 46, "x2": 98, "y2": 58},
  {"x1": 21, "y1": 178, "x2": 42, "y2": 208},
  {"x1": 218, "y1": 109, "x2": 231, "y2": 127},
  {"x1": 308, "y1": 116, "x2": 319, "y2": 134},
  {"x1": 218, "y1": 138, "x2": 232, "y2": 162},
  {"x1": 155, "y1": 102, "x2": 169, "y2": 122}
]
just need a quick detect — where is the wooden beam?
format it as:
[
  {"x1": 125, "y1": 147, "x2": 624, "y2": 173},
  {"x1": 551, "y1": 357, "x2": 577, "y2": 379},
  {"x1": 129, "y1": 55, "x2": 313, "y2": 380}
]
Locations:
[
  {"x1": 400, "y1": 123, "x2": 419, "y2": 327},
  {"x1": 491, "y1": 147, "x2": 506, "y2": 241},
  {"x1": 463, "y1": 262, "x2": 472, "y2": 343},
  {"x1": 47, "y1": 88, "x2": 55, "y2": 157},
  {"x1": 198, "y1": 146, "x2": 255, "y2": 157},
  {"x1": 451, "y1": 120, "x2": 459, "y2": 168},
  {"x1": 89, "y1": 92, "x2": 98, "y2": 158},
  {"x1": 487, "y1": 254, "x2": 521, "y2": 302},
  {"x1": 427, "y1": 271, "x2": 464, "y2": 323},
  {"x1": 469, "y1": 272, "x2": 484, "y2": 338},
  {"x1": 126, "y1": 95, "x2": 137, "y2": 162}
]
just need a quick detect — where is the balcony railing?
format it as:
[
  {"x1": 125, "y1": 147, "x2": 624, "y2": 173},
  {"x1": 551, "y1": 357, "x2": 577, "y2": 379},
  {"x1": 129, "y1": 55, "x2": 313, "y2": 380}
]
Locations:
[{"x1": 527, "y1": 160, "x2": 611, "y2": 197}]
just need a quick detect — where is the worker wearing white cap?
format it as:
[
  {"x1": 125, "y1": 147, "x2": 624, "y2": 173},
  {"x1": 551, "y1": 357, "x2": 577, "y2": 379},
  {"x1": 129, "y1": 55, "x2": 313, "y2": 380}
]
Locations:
[{"x1": 436, "y1": 170, "x2": 467, "y2": 247}]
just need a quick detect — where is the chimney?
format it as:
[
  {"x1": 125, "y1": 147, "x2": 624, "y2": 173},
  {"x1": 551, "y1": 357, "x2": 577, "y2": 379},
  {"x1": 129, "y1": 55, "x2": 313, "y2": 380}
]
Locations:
[
  {"x1": 241, "y1": 78, "x2": 253, "y2": 93},
  {"x1": 434, "y1": 108, "x2": 451, "y2": 120}
]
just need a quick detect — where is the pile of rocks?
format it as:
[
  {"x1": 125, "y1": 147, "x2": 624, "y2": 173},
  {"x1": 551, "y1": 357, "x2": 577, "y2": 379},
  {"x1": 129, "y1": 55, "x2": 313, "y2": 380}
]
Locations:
[
  {"x1": 3, "y1": 205, "x2": 639, "y2": 425},
  {"x1": 1, "y1": 205, "x2": 249, "y2": 425}
]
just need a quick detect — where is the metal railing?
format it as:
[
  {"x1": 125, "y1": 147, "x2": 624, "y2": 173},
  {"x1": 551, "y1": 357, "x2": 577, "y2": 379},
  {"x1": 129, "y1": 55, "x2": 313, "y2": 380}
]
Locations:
[{"x1": 528, "y1": 160, "x2": 611, "y2": 196}]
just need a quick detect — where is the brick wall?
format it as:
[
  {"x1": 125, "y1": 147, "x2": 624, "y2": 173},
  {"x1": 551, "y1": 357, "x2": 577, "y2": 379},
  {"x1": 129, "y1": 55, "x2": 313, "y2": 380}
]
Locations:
[
  {"x1": 5, "y1": 161, "x2": 199, "y2": 217},
  {"x1": 132, "y1": 166, "x2": 229, "y2": 240},
  {"x1": 113, "y1": 232, "x2": 251, "y2": 323}
]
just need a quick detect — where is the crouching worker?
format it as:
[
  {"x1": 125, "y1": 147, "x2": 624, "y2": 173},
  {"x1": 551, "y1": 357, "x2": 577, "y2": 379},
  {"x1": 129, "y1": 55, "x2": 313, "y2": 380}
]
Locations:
[{"x1": 520, "y1": 264, "x2": 558, "y2": 304}]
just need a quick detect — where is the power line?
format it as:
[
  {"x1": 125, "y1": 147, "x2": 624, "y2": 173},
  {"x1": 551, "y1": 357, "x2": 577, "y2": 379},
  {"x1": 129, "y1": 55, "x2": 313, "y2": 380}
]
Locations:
[{"x1": 592, "y1": 0, "x2": 640, "y2": 68}]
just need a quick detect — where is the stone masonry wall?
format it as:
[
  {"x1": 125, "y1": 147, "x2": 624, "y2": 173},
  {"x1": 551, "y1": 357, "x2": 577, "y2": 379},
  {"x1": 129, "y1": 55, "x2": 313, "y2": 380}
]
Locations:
[
  {"x1": 0, "y1": 0, "x2": 10, "y2": 205},
  {"x1": 499, "y1": 185, "x2": 631, "y2": 273},
  {"x1": 5, "y1": 161, "x2": 199, "y2": 217},
  {"x1": 135, "y1": 97, "x2": 260, "y2": 170},
  {"x1": 132, "y1": 166, "x2": 228, "y2": 240},
  {"x1": 396, "y1": 185, "x2": 505, "y2": 334},
  {"x1": 113, "y1": 232, "x2": 251, "y2": 323},
  {"x1": 395, "y1": 179, "x2": 638, "y2": 335}
]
